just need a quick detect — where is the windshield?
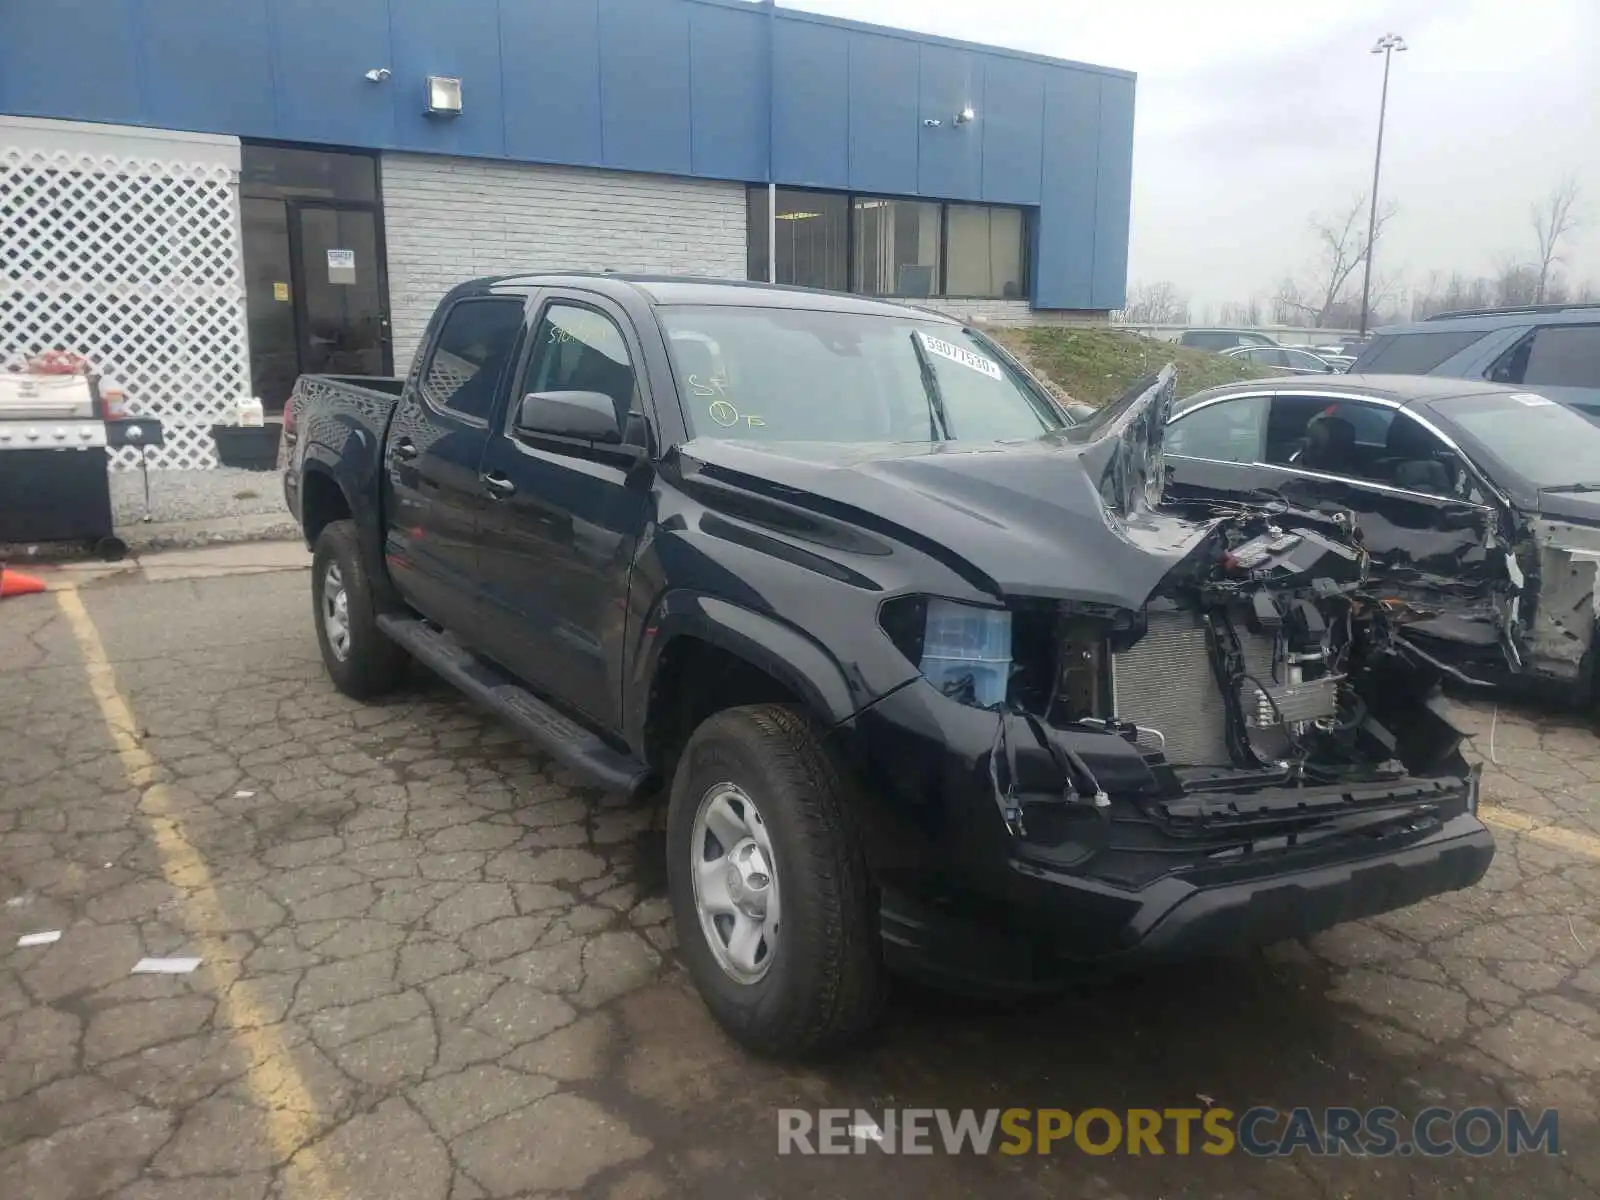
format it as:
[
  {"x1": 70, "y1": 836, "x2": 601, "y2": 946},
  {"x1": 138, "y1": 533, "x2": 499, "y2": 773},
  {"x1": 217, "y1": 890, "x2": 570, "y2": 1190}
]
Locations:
[
  {"x1": 657, "y1": 306, "x2": 1067, "y2": 443},
  {"x1": 1432, "y1": 391, "x2": 1600, "y2": 488}
]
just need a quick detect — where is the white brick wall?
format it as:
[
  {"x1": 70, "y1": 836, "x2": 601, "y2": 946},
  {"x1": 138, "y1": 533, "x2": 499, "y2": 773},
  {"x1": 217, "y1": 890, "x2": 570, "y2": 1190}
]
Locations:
[
  {"x1": 381, "y1": 154, "x2": 747, "y2": 369},
  {"x1": 916, "y1": 298, "x2": 1109, "y2": 327}
]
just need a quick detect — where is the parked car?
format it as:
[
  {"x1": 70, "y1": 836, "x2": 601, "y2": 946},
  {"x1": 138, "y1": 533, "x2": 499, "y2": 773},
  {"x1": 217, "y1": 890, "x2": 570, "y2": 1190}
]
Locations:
[
  {"x1": 1177, "y1": 328, "x2": 1280, "y2": 352},
  {"x1": 1284, "y1": 342, "x2": 1361, "y2": 371},
  {"x1": 285, "y1": 275, "x2": 1492, "y2": 1054},
  {"x1": 1349, "y1": 304, "x2": 1600, "y2": 418},
  {"x1": 1223, "y1": 344, "x2": 1340, "y2": 375},
  {"x1": 1167, "y1": 373, "x2": 1600, "y2": 703}
]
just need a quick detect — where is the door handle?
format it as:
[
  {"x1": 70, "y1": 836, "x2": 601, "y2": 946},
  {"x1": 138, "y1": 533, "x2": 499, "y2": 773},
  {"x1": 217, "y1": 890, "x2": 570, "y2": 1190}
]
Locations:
[
  {"x1": 483, "y1": 472, "x2": 517, "y2": 499},
  {"x1": 392, "y1": 438, "x2": 418, "y2": 461}
]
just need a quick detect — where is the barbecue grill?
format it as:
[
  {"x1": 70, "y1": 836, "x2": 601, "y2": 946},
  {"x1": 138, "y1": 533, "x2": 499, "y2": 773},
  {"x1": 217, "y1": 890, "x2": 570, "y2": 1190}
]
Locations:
[{"x1": 0, "y1": 368, "x2": 163, "y2": 556}]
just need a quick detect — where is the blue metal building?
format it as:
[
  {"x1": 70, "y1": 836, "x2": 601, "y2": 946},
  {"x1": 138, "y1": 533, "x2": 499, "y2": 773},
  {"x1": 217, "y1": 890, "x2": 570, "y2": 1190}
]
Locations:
[{"x1": 0, "y1": 0, "x2": 1134, "y2": 465}]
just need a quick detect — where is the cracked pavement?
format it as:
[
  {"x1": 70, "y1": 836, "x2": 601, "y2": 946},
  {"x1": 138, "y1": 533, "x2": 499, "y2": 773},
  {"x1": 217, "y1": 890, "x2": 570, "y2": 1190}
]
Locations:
[{"x1": 1, "y1": 554, "x2": 1597, "y2": 1199}]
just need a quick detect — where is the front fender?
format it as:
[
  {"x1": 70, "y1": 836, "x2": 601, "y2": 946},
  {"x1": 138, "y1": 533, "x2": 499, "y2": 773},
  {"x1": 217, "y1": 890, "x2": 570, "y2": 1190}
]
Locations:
[{"x1": 624, "y1": 589, "x2": 882, "y2": 750}]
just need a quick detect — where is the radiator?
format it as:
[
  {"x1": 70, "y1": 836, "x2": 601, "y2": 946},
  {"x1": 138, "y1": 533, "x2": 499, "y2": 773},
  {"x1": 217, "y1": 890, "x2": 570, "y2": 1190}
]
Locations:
[{"x1": 1111, "y1": 610, "x2": 1284, "y2": 767}]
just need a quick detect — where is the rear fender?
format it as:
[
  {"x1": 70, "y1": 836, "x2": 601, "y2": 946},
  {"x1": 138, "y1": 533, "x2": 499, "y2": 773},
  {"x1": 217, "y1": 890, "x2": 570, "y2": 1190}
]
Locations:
[{"x1": 299, "y1": 447, "x2": 392, "y2": 603}]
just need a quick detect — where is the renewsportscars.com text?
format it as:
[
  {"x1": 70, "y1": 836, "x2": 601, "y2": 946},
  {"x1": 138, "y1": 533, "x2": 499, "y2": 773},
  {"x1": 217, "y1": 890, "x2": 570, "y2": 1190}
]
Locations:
[{"x1": 777, "y1": 1106, "x2": 1559, "y2": 1158}]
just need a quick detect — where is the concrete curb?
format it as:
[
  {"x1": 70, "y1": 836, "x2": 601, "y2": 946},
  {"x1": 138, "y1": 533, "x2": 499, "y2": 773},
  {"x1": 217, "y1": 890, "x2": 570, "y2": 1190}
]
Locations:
[{"x1": 2, "y1": 511, "x2": 300, "y2": 564}]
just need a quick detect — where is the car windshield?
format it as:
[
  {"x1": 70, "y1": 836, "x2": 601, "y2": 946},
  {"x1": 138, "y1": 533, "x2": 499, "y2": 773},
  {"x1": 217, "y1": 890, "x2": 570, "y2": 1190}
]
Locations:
[
  {"x1": 1432, "y1": 392, "x2": 1600, "y2": 488},
  {"x1": 657, "y1": 305, "x2": 1067, "y2": 443}
]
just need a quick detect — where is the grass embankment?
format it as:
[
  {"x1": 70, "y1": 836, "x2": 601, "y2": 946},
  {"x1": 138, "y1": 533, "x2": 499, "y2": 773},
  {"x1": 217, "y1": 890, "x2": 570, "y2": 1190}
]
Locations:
[{"x1": 991, "y1": 326, "x2": 1272, "y2": 408}]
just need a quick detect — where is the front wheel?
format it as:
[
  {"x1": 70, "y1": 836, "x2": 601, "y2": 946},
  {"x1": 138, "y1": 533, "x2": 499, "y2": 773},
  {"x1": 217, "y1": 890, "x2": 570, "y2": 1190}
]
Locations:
[
  {"x1": 311, "y1": 520, "x2": 406, "y2": 699},
  {"x1": 666, "y1": 704, "x2": 885, "y2": 1056}
]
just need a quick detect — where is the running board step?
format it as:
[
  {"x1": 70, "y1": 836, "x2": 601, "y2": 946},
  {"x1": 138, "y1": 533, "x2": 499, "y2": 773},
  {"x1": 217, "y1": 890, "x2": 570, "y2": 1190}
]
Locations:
[{"x1": 377, "y1": 615, "x2": 653, "y2": 796}]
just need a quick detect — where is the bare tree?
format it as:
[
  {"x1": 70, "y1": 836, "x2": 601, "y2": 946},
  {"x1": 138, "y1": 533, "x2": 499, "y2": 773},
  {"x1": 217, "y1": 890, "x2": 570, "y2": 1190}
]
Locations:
[
  {"x1": 1217, "y1": 296, "x2": 1264, "y2": 326},
  {"x1": 1121, "y1": 280, "x2": 1191, "y2": 325},
  {"x1": 1411, "y1": 271, "x2": 1491, "y2": 319},
  {"x1": 1494, "y1": 256, "x2": 1541, "y2": 307},
  {"x1": 1276, "y1": 195, "x2": 1396, "y2": 327},
  {"x1": 1532, "y1": 176, "x2": 1582, "y2": 304}
]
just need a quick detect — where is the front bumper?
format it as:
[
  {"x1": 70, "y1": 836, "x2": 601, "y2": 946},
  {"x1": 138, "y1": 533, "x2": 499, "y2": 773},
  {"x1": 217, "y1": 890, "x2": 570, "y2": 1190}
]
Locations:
[
  {"x1": 839, "y1": 678, "x2": 1495, "y2": 994},
  {"x1": 878, "y1": 810, "x2": 1491, "y2": 994}
]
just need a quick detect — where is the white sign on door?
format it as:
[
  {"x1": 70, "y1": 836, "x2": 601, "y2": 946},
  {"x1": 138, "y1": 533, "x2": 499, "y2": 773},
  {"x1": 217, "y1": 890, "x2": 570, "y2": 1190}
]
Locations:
[{"x1": 326, "y1": 248, "x2": 356, "y2": 285}]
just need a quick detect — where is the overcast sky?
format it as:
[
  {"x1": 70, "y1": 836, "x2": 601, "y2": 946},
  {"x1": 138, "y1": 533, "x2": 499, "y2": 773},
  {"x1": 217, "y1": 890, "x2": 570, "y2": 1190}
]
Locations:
[{"x1": 781, "y1": 0, "x2": 1600, "y2": 312}]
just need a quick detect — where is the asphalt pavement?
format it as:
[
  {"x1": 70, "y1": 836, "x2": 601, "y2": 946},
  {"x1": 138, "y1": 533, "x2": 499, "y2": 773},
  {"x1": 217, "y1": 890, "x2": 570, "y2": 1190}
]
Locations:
[{"x1": 1, "y1": 547, "x2": 1597, "y2": 1199}]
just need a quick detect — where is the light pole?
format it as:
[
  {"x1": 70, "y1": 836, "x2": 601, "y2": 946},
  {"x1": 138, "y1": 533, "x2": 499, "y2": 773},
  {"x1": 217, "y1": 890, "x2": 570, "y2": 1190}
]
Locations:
[{"x1": 1358, "y1": 32, "x2": 1406, "y2": 337}]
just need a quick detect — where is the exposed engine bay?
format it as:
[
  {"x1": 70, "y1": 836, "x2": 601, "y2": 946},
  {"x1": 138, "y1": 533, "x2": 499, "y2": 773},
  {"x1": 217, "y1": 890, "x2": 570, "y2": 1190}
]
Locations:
[
  {"x1": 970, "y1": 502, "x2": 1476, "y2": 873},
  {"x1": 1111, "y1": 508, "x2": 1439, "y2": 778},
  {"x1": 998, "y1": 504, "x2": 1465, "y2": 778}
]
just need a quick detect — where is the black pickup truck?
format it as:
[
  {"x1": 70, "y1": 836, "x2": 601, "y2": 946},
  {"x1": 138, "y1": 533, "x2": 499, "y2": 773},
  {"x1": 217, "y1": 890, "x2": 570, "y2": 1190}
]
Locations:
[{"x1": 284, "y1": 274, "x2": 1493, "y2": 1054}]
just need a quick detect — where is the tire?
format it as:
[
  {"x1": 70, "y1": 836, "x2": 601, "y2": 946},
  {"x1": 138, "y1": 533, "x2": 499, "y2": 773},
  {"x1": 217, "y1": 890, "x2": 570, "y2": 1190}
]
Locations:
[
  {"x1": 311, "y1": 520, "x2": 406, "y2": 699},
  {"x1": 666, "y1": 703, "x2": 886, "y2": 1056}
]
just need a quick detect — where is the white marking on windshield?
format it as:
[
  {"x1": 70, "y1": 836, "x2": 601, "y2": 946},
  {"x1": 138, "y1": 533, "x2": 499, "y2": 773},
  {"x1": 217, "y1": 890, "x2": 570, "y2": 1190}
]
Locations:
[{"x1": 916, "y1": 331, "x2": 1002, "y2": 381}]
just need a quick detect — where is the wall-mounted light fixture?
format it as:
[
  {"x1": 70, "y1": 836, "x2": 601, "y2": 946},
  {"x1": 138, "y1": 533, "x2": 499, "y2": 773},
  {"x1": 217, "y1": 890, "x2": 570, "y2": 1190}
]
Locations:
[
  {"x1": 425, "y1": 75, "x2": 463, "y2": 117},
  {"x1": 364, "y1": 68, "x2": 391, "y2": 82},
  {"x1": 954, "y1": 107, "x2": 976, "y2": 125}
]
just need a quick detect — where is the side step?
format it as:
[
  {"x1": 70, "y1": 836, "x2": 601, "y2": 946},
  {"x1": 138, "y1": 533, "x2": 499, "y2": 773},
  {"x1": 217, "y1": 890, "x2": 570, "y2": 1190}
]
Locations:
[{"x1": 377, "y1": 615, "x2": 654, "y2": 797}]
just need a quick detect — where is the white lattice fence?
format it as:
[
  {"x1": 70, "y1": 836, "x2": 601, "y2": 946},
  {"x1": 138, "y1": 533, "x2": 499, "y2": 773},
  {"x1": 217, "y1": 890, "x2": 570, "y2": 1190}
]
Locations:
[{"x1": 0, "y1": 144, "x2": 250, "y2": 470}]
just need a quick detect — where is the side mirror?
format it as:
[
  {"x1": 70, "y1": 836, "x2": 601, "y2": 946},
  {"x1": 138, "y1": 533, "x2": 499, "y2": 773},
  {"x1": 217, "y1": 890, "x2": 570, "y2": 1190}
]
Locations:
[{"x1": 515, "y1": 390, "x2": 622, "y2": 444}]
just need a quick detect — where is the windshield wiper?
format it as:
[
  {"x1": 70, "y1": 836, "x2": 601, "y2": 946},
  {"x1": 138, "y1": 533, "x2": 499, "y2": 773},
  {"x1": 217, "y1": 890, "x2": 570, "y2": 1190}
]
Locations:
[
  {"x1": 909, "y1": 333, "x2": 953, "y2": 441},
  {"x1": 1542, "y1": 482, "x2": 1600, "y2": 494}
]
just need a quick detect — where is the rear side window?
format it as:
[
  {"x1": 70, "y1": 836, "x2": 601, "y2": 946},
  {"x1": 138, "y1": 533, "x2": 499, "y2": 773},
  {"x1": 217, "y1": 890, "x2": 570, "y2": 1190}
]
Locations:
[
  {"x1": 1353, "y1": 329, "x2": 1488, "y2": 374},
  {"x1": 1488, "y1": 325, "x2": 1600, "y2": 388},
  {"x1": 1167, "y1": 395, "x2": 1268, "y2": 462},
  {"x1": 420, "y1": 299, "x2": 525, "y2": 422}
]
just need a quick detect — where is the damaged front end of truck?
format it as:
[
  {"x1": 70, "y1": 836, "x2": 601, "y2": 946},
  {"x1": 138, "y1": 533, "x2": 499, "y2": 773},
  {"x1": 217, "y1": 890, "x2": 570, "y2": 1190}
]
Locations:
[{"x1": 843, "y1": 369, "x2": 1494, "y2": 978}]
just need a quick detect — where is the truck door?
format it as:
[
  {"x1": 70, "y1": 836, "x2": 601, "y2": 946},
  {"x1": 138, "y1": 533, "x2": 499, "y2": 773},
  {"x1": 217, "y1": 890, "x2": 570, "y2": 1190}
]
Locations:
[
  {"x1": 383, "y1": 297, "x2": 526, "y2": 629},
  {"x1": 473, "y1": 292, "x2": 653, "y2": 731}
]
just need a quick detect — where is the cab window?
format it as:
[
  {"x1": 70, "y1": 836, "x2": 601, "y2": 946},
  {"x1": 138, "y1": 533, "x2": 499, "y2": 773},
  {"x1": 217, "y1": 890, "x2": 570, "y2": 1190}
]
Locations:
[
  {"x1": 419, "y1": 299, "x2": 525, "y2": 422},
  {"x1": 518, "y1": 303, "x2": 641, "y2": 427}
]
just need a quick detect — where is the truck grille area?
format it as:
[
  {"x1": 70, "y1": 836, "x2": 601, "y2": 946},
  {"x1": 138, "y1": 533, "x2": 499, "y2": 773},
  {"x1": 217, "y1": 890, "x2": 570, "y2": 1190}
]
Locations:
[
  {"x1": 1110, "y1": 609, "x2": 1291, "y2": 767},
  {"x1": 1111, "y1": 611, "x2": 1229, "y2": 766}
]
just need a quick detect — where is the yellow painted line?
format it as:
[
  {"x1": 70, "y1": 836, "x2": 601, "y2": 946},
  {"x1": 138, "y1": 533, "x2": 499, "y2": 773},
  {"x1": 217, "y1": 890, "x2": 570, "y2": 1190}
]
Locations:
[
  {"x1": 54, "y1": 588, "x2": 336, "y2": 1198},
  {"x1": 1480, "y1": 802, "x2": 1600, "y2": 862}
]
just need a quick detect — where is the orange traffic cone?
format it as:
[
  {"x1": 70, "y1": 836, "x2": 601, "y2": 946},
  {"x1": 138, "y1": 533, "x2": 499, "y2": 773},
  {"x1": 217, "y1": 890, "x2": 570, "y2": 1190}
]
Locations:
[{"x1": 0, "y1": 566, "x2": 48, "y2": 599}]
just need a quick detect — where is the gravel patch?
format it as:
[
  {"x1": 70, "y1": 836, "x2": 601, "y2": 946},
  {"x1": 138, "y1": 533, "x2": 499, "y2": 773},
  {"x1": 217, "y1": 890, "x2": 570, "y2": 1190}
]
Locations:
[{"x1": 110, "y1": 467, "x2": 288, "y2": 525}]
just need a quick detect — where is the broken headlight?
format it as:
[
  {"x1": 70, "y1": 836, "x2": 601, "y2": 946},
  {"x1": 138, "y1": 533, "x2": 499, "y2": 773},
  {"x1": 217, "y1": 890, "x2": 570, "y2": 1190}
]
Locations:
[
  {"x1": 877, "y1": 595, "x2": 1014, "y2": 708},
  {"x1": 919, "y1": 598, "x2": 1013, "y2": 708}
]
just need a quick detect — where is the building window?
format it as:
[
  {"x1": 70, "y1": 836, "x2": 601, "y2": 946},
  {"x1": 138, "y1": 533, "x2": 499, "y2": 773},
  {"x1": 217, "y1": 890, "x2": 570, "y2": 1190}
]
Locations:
[
  {"x1": 945, "y1": 204, "x2": 1025, "y2": 299},
  {"x1": 852, "y1": 197, "x2": 941, "y2": 298},
  {"x1": 746, "y1": 189, "x2": 848, "y2": 292},
  {"x1": 748, "y1": 187, "x2": 1026, "y2": 301}
]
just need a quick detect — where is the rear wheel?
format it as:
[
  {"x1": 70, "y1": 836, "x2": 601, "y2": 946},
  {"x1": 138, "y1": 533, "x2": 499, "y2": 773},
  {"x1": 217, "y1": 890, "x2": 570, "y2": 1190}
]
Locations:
[
  {"x1": 311, "y1": 520, "x2": 406, "y2": 699},
  {"x1": 666, "y1": 704, "x2": 885, "y2": 1056}
]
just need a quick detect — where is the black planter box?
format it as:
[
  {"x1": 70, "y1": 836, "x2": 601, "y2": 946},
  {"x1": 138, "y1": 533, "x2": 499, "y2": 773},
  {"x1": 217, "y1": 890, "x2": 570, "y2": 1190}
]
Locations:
[{"x1": 211, "y1": 423, "x2": 281, "y2": 470}]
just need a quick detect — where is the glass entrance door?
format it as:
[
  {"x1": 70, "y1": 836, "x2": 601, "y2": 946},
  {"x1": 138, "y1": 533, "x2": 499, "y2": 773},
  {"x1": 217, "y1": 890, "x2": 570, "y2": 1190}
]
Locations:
[
  {"x1": 290, "y1": 204, "x2": 391, "y2": 380},
  {"x1": 241, "y1": 197, "x2": 299, "y2": 408},
  {"x1": 238, "y1": 145, "x2": 391, "y2": 412}
]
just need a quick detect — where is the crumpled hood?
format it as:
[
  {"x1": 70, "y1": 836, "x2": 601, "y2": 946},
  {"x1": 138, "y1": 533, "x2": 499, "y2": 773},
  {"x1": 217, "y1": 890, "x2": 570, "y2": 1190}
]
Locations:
[{"x1": 671, "y1": 367, "x2": 1220, "y2": 609}]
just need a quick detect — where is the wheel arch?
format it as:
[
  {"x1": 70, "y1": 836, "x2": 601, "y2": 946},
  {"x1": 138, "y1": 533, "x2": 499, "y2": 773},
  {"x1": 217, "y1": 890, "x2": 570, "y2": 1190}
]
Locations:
[{"x1": 630, "y1": 592, "x2": 857, "y2": 774}]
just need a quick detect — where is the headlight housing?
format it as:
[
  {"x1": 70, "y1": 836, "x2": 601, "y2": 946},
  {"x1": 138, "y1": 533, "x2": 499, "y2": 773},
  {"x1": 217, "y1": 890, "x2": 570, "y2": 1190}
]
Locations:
[{"x1": 879, "y1": 596, "x2": 1013, "y2": 709}]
